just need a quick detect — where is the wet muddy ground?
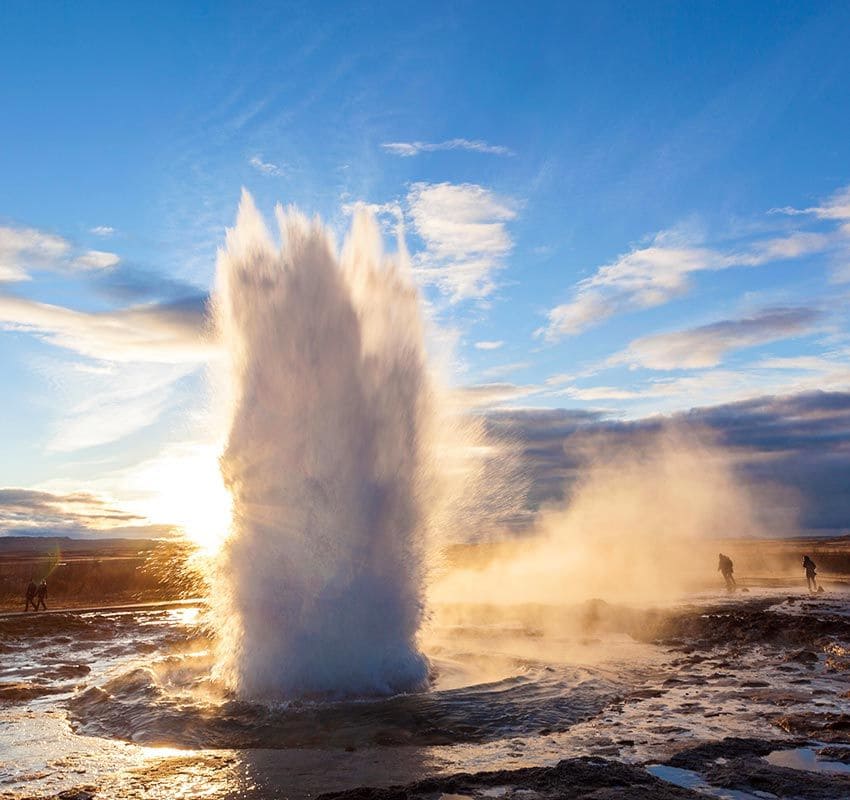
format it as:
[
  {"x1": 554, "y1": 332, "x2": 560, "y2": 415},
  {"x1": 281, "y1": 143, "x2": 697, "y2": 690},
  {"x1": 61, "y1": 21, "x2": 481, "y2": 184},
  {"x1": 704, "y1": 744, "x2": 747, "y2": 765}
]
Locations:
[{"x1": 3, "y1": 589, "x2": 849, "y2": 799}]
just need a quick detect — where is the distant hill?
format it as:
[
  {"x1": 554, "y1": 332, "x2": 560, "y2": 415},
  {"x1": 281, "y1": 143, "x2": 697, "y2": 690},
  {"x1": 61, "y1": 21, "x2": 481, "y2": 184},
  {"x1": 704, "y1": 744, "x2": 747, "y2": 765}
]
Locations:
[{"x1": 0, "y1": 536, "x2": 160, "y2": 559}]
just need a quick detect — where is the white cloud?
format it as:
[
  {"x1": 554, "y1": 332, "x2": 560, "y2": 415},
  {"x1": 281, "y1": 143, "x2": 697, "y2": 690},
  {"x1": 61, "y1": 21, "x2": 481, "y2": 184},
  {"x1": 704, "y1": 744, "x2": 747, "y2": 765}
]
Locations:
[
  {"x1": 558, "y1": 385, "x2": 643, "y2": 401},
  {"x1": 90, "y1": 226, "x2": 115, "y2": 237},
  {"x1": 459, "y1": 382, "x2": 541, "y2": 409},
  {"x1": 736, "y1": 231, "x2": 832, "y2": 265},
  {"x1": 74, "y1": 249, "x2": 120, "y2": 270},
  {"x1": 0, "y1": 293, "x2": 213, "y2": 364},
  {"x1": 541, "y1": 193, "x2": 847, "y2": 341},
  {"x1": 0, "y1": 291, "x2": 213, "y2": 452},
  {"x1": 542, "y1": 288, "x2": 621, "y2": 341},
  {"x1": 407, "y1": 182, "x2": 518, "y2": 301},
  {"x1": 382, "y1": 138, "x2": 514, "y2": 157},
  {"x1": 545, "y1": 372, "x2": 575, "y2": 386},
  {"x1": 770, "y1": 185, "x2": 850, "y2": 221},
  {"x1": 540, "y1": 228, "x2": 723, "y2": 340},
  {"x1": 615, "y1": 307, "x2": 822, "y2": 370},
  {"x1": 0, "y1": 224, "x2": 125, "y2": 280},
  {"x1": 0, "y1": 225, "x2": 70, "y2": 282},
  {"x1": 249, "y1": 155, "x2": 284, "y2": 176},
  {"x1": 562, "y1": 354, "x2": 850, "y2": 418},
  {"x1": 480, "y1": 361, "x2": 533, "y2": 379},
  {"x1": 474, "y1": 340, "x2": 504, "y2": 350},
  {"x1": 341, "y1": 200, "x2": 403, "y2": 224}
]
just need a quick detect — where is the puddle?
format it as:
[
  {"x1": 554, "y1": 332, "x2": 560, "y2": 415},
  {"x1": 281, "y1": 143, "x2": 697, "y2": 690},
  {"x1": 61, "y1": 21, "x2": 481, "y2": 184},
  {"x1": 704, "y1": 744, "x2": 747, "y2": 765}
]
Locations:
[
  {"x1": 646, "y1": 764, "x2": 775, "y2": 799},
  {"x1": 764, "y1": 747, "x2": 850, "y2": 775}
]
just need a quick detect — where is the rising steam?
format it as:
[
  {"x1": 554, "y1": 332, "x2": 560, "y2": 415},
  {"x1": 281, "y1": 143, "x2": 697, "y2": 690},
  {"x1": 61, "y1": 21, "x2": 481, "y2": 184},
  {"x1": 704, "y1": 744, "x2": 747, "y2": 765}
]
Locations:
[
  {"x1": 430, "y1": 426, "x2": 779, "y2": 608},
  {"x1": 211, "y1": 194, "x2": 442, "y2": 700}
]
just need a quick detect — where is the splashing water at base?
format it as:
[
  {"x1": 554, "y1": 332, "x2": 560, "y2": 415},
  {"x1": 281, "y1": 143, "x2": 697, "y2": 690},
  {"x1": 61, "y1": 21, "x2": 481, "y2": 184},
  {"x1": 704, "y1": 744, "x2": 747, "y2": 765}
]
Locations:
[{"x1": 210, "y1": 193, "x2": 444, "y2": 701}]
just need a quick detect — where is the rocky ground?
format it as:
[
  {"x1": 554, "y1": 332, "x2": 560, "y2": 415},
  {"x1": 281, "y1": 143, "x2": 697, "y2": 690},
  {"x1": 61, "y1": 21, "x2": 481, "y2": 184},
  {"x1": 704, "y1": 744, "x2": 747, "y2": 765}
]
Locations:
[
  {"x1": 314, "y1": 736, "x2": 850, "y2": 799},
  {"x1": 9, "y1": 592, "x2": 850, "y2": 799},
  {"x1": 311, "y1": 595, "x2": 850, "y2": 800}
]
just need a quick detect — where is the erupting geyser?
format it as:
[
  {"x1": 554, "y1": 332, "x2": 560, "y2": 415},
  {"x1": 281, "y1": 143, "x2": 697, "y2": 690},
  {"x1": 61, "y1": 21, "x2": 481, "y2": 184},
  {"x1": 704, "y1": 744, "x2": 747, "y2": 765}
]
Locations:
[{"x1": 211, "y1": 192, "x2": 437, "y2": 700}]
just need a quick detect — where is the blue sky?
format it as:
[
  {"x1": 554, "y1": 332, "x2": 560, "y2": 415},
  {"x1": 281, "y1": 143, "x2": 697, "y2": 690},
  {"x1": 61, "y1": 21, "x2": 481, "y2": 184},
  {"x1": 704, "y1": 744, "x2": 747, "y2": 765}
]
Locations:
[{"x1": 1, "y1": 1, "x2": 849, "y2": 537}]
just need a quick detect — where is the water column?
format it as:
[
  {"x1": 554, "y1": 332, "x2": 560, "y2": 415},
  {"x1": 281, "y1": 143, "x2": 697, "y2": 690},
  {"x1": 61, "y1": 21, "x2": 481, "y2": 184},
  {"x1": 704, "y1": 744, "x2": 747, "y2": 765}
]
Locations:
[{"x1": 211, "y1": 193, "x2": 433, "y2": 700}]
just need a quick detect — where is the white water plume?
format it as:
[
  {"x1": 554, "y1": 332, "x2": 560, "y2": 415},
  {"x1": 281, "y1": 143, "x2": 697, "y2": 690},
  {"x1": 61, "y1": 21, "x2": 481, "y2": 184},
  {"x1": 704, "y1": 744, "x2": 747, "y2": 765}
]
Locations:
[{"x1": 210, "y1": 193, "x2": 455, "y2": 700}]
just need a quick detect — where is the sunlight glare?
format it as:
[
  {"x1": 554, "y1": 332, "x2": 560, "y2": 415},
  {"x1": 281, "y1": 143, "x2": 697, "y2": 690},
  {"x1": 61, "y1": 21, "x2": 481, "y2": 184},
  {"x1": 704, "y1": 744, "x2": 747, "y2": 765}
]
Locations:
[{"x1": 131, "y1": 443, "x2": 232, "y2": 553}]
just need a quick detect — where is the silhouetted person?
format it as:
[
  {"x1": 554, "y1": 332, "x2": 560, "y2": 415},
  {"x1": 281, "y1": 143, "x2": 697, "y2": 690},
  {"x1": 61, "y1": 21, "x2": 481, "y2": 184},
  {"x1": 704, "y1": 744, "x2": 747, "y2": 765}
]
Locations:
[
  {"x1": 25, "y1": 579, "x2": 38, "y2": 611},
  {"x1": 718, "y1": 553, "x2": 736, "y2": 591},
  {"x1": 35, "y1": 579, "x2": 47, "y2": 611},
  {"x1": 803, "y1": 555, "x2": 818, "y2": 593}
]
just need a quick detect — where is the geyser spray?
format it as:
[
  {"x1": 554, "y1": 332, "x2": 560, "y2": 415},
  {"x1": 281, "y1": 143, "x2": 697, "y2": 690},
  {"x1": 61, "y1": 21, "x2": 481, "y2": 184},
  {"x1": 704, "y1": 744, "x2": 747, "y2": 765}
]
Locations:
[{"x1": 211, "y1": 193, "x2": 435, "y2": 700}]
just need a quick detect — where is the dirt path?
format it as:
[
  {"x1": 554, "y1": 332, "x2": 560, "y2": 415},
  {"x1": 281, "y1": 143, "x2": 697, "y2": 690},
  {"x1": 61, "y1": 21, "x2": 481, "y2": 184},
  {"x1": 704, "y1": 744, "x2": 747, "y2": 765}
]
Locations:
[{"x1": 0, "y1": 597, "x2": 205, "y2": 619}]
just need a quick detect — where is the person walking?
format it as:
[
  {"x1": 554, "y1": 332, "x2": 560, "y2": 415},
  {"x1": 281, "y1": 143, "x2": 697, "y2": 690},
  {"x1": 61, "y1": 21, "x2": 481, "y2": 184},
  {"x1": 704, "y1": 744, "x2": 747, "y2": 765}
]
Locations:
[
  {"x1": 803, "y1": 555, "x2": 818, "y2": 593},
  {"x1": 718, "y1": 553, "x2": 736, "y2": 591},
  {"x1": 35, "y1": 579, "x2": 48, "y2": 611},
  {"x1": 25, "y1": 579, "x2": 38, "y2": 611}
]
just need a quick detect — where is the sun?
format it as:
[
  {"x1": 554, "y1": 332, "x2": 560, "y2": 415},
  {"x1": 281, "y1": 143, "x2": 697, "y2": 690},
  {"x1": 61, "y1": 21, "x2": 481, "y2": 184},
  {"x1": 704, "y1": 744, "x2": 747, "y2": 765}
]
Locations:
[{"x1": 128, "y1": 443, "x2": 233, "y2": 554}]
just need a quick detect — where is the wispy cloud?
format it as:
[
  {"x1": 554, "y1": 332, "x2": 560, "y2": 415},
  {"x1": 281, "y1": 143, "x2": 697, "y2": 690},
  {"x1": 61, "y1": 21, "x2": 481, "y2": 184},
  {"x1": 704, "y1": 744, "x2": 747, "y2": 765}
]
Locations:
[
  {"x1": 0, "y1": 290, "x2": 213, "y2": 452},
  {"x1": 47, "y1": 361, "x2": 198, "y2": 452},
  {"x1": 459, "y1": 381, "x2": 541, "y2": 409},
  {"x1": 89, "y1": 226, "x2": 115, "y2": 237},
  {"x1": 0, "y1": 217, "x2": 214, "y2": 453},
  {"x1": 480, "y1": 361, "x2": 533, "y2": 379},
  {"x1": 382, "y1": 138, "x2": 514, "y2": 157},
  {"x1": 736, "y1": 231, "x2": 831, "y2": 264},
  {"x1": 74, "y1": 249, "x2": 120, "y2": 270},
  {"x1": 407, "y1": 182, "x2": 518, "y2": 302},
  {"x1": 474, "y1": 340, "x2": 504, "y2": 350},
  {"x1": 558, "y1": 385, "x2": 643, "y2": 401},
  {"x1": 559, "y1": 351, "x2": 850, "y2": 417},
  {"x1": 770, "y1": 185, "x2": 850, "y2": 221},
  {"x1": 0, "y1": 293, "x2": 212, "y2": 364},
  {"x1": 0, "y1": 224, "x2": 126, "y2": 280},
  {"x1": 615, "y1": 306, "x2": 823, "y2": 370},
  {"x1": 341, "y1": 200, "x2": 403, "y2": 223},
  {"x1": 540, "y1": 227, "x2": 722, "y2": 340},
  {"x1": 541, "y1": 186, "x2": 850, "y2": 341},
  {"x1": 0, "y1": 225, "x2": 70, "y2": 282},
  {"x1": 249, "y1": 154, "x2": 284, "y2": 176}
]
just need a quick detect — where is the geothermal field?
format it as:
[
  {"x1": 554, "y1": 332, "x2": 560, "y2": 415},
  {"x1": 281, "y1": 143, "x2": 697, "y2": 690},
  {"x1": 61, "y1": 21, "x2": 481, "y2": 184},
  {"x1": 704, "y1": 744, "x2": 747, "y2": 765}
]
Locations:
[
  {"x1": 2, "y1": 199, "x2": 850, "y2": 800},
  {"x1": 3, "y1": 4, "x2": 850, "y2": 800}
]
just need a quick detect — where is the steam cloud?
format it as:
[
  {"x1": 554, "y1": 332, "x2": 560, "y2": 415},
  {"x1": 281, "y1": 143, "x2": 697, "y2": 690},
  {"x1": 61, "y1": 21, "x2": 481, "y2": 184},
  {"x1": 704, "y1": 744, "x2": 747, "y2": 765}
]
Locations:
[{"x1": 431, "y1": 426, "x2": 783, "y2": 608}]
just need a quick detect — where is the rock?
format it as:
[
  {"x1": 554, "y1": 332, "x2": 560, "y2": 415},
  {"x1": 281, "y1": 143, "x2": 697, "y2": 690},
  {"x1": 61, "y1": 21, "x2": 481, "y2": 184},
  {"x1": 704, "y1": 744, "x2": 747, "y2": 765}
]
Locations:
[
  {"x1": 57, "y1": 787, "x2": 97, "y2": 800},
  {"x1": 817, "y1": 746, "x2": 850, "y2": 764},
  {"x1": 785, "y1": 650, "x2": 818, "y2": 664},
  {"x1": 316, "y1": 757, "x2": 704, "y2": 799},
  {"x1": 776, "y1": 712, "x2": 850, "y2": 741}
]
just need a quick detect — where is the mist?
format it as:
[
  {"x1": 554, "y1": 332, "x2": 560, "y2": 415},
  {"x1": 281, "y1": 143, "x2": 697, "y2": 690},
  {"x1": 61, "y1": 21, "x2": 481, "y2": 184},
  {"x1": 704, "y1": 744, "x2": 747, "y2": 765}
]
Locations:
[{"x1": 429, "y1": 425, "x2": 794, "y2": 609}]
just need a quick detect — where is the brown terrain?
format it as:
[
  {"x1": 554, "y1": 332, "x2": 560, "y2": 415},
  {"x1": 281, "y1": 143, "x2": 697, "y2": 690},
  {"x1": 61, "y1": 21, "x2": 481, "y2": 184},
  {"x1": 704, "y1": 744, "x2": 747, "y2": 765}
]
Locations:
[
  {"x1": 0, "y1": 537, "x2": 203, "y2": 612},
  {"x1": 2, "y1": 533, "x2": 849, "y2": 613}
]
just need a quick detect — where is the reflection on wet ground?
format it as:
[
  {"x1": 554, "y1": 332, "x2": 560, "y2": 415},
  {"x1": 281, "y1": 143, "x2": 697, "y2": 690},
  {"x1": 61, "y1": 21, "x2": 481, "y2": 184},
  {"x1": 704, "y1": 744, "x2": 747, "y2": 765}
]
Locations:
[
  {"x1": 2, "y1": 589, "x2": 849, "y2": 799},
  {"x1": 765, "y1": 746, "x2": 850, "y2": 775}
]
